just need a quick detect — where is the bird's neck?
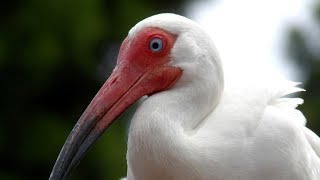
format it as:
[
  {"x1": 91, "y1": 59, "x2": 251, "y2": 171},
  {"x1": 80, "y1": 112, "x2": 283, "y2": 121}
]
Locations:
[{"x1": 127, "y1": 65, "x2": 224, "y2": 179}]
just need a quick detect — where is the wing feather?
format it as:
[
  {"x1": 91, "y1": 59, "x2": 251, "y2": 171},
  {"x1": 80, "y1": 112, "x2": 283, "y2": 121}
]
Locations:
[{"x1": 303, "y1": 127, "x2": 320, "y2": 158}]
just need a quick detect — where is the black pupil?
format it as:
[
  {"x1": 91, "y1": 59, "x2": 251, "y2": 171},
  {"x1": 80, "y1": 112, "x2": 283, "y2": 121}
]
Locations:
[{"x1": 152, "y1": 42, "x2": 159, "y2": 49}]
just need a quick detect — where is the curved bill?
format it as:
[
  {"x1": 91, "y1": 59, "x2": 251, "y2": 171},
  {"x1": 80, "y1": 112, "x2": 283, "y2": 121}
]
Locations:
[{"x1": 49, "y1": 55, "x2": 182, "y2": 180}]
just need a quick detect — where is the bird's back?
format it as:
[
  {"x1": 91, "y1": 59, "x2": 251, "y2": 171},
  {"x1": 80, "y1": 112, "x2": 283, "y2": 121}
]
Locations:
[{"x1": 194, "y1": 75, "x2": 320, "y2": 179}]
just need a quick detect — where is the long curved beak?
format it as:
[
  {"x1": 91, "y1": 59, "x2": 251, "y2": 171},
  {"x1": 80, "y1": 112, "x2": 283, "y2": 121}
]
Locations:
[{"x1": 49, "y1": 41, "x2": 182, "y2": 180}]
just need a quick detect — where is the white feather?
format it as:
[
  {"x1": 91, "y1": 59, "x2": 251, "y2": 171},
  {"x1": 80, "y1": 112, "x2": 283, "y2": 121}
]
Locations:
[{"x1": 124, "y1": 13, "x2": 320, "y2": 180}]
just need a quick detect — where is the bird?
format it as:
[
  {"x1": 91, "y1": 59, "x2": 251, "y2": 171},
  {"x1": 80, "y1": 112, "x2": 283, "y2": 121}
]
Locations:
[{"x1": 49, "y1": 13, "x2": 320, "y2": 180}]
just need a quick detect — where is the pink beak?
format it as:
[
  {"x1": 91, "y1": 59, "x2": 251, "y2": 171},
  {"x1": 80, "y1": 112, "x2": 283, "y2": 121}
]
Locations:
[{"x1": 49, "y1": 37, "x2": 182, "y2": 180}]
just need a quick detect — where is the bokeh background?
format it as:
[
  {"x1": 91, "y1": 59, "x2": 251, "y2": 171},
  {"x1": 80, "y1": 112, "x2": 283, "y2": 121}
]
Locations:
[{"x1": 1, "y1": 0, "x2": 319, "y2": 179}]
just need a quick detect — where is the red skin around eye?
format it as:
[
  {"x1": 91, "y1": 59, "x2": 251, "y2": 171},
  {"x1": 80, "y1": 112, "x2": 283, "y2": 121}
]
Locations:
[
  {"x1": 117, "y1": 27, "x2": 177, "y2": 72},
  {"x1": 85, "y1": 27, "x2": 181, "y2": 133}
]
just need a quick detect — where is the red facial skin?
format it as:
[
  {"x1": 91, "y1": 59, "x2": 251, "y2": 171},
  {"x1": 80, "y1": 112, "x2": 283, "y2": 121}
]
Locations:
[
  {"x1": 49, "y1": 27, "x2": 183, "y2": 180},
  {"x1": 88, "y1": 27, "x2": 182, "y2": 132}
]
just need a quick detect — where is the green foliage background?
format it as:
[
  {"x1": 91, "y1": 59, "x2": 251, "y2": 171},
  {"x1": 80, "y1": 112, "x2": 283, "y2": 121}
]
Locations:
[
  {"x1": 287, "y1": 1, "x2": 320, "y2": 137},
  {"x1": 0, "y1": 0, "x2": 319, "y2": 180}
]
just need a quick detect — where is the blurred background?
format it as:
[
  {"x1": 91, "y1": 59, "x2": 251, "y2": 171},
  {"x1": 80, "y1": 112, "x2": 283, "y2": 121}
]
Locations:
[{"x1": 1, "y1": 0, "x2": 319, "y2": 179}]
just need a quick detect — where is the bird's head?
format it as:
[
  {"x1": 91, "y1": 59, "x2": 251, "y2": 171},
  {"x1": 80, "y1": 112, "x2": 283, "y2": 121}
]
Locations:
[{"x1": 50, "y1": 13, "x2": 223, "y2": 180}]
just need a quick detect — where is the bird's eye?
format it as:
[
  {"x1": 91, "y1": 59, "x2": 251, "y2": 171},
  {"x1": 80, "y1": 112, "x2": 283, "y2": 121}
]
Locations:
[{"x1": 149, "y1": 38, "x2": 163, "y2": 52}]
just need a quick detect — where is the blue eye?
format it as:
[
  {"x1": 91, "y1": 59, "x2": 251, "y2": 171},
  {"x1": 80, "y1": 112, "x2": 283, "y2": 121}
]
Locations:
[{"x1": 149, "y1": 38, "x2": 163, "y2": 52}]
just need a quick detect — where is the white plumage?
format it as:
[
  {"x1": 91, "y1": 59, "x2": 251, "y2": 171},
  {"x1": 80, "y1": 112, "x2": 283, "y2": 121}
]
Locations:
[{"x1": 123, "y1": 13, "x2": 320, "y2": 180}]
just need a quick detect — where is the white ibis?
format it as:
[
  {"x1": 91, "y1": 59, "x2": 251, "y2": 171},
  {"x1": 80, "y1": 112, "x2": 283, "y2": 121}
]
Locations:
[{"x1": 50, "y1": 13, "x2": 320, "y2": 180}]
